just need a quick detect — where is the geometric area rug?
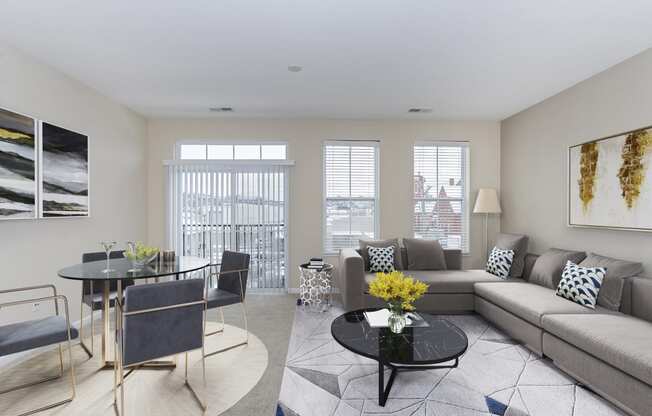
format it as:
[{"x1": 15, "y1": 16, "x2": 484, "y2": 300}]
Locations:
[{"x1": 277, "y1": 305, "x2": 626, "y2": 416}]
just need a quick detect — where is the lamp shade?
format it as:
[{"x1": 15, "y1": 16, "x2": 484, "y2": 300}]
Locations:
[{"x1": 473, "y1": 188, "x2": 502, "y2": 214}]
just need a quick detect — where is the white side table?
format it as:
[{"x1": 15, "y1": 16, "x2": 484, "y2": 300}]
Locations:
[{"x1": 298, "y1": 263, "x2": 334, "y2": 311}]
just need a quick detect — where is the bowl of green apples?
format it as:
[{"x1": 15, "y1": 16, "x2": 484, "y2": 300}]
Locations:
[{"x1": 123, "y1": 241, "x2": 159, "y2": 269}]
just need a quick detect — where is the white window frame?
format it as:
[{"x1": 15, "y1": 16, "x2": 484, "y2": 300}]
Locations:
[
  {"x1": 175, "y1": 140, "x2": 288, "y2": 160},
  {"x1": 412, "y1": 140, "x2": 470, "y2": 254},
  {"x1": 322, "y1": 140, "x2": 380, "y2": 255}
]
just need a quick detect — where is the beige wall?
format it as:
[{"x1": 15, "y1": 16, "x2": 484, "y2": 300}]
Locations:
[
  {"x1": 147, "y1": 118, "x2": 501, "y2": 288},
  {"x1": 0, "y1": 44, "x2": 148, "y2": 324},
  {"x1": 501, "y1": 48, "x2": 652, "y2": 273}
]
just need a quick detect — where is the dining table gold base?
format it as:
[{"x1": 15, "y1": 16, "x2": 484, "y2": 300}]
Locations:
[
  {"x1": 79, "y1": 339, "x2": 93, "y2": 358},
  {"x1": 100, "y1": 360, "x2": 177, "y2": 370}
]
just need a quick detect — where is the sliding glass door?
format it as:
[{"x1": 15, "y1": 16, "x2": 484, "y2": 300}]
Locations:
[{"x1": 166, "y1": 161, "x2": 291, "y2": 290}]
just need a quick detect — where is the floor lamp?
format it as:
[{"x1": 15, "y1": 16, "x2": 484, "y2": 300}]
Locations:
[{"x1": 473, "y1": 188, "x2": 502, "y2": 261}]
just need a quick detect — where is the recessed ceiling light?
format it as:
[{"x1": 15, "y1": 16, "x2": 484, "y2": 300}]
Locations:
[
  {"x1": 209, "y1": 107, "x2": 233, "y2": 112},
  {"x1": 408, "y1": 108, "x2": 433, "y2": 113},
  {"x1": 288, "y1": 65, "x2": 303, "y2": 73}
]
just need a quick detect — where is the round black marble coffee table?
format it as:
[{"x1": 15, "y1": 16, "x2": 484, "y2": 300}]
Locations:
[{"x1": 331, "y1": 309, "x2": 468, "y2": 406}]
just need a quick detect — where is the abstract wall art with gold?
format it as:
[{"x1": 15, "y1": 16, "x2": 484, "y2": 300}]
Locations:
[{"x1": 569, "y1": 126, "x2": 652, "y2": 231}]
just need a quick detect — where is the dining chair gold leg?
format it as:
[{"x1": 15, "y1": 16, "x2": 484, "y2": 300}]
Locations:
[
  {"x1": 102, "y1": 281, "x2": 110, "y2": 365},
  {"x1": 90, "y1": 280, "x2": 94, "y2": 356},
  {"x1": 113, "y1": 300, "x2": 118, "y2": 409},
  {"x1": 204, "y1": 270, "x2": 249, "y2": 358},
  {"x1": 242, "y1": 301, "x2": 249, "y2": 345},
  {"x1": 205, "y1": 307, "x2": 225, "y2": 337},
  {"x1": 58, "y1": 345, "x2": 64, "y2": 376},
  {"x1": 120, "y1": 363, "x2": 125, "y2": 416},
  {"x1": 79, "y1": 285, "x2": 84, "y2": 343},
  {"x1": 10, "y1": 333, "x2": 77, "y2": 416},
  {"x1": 184, "y1": 352, "x2": 207, "y2": 411},
  {"x1": 202, "y1": 310, "x2": 207, "y2": 386},
  {"x1": 119, "y1": 306, "x2": 125, "y2": 416},
  {"x1": 65, "y1": 302, "x2": 77, "y2": 401},
  {"x1": 78, "y1": 286, "x2": 93, "y2": 359}
]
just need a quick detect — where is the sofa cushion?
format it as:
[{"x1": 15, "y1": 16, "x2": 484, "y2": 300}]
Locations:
[
  {"x1": 359, "y1": 238, "x2": 402, "y2": 271},
  {"x1": 403, "y1": 238, "x2": 447, "y2": 270},
  {"x1": 495, "y1": 233, "x2": 528, "y2": 278},
  {"x1": 542, "y1": 313, "x2": 652, "y2": 386},
  {"x1": 474, "y1": 282, "x2": 600, "y2": 327},
  {"x1": 0, "y1": 316, "x2": 79, "y2": 357},
  {"x1": 365, "y1": 269, "x2": 517, "y2": 294},
  {"x1": 580, "y1": 252, "x2": 643, "y2": 311},
  {"x1": 529, "y1": 248, "x2": 586, "y2": 289}
]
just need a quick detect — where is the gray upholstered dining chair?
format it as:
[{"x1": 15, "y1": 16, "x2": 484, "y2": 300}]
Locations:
[
  {"x1": 113, "y1": 278, "x2": 206, "y2": 415},
  {"x1": 79, "y1": 251, "x2": 134, "y2": 357},
  {"x1": 204, "y1": 250, "x2": 250, "y2": 358},
  {"x1": 0, "y1": 285, "x2": 77, "y2": 416}
]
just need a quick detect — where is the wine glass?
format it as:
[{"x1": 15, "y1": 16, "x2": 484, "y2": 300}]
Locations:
[{"x1": 100, "y1": 241, "x2": 117, "y2": 273}]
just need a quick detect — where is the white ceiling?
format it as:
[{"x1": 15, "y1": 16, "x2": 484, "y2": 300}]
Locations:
[{"x1": 1, "y1": 0, "x2": 652, "y2": 120}]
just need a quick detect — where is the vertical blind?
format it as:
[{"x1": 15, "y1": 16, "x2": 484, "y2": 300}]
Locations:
[
  {"x1": 323, "y1": 141, "x2": 379, "y2": 254},
  {"x1": 413, "y1": 142, "x2": 469, "y2": 253},
  {"x1": 165, "y1": 160, "x2": 292, "y2": 290}
]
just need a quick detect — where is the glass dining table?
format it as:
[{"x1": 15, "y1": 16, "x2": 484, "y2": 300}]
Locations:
[{"x1": 58, "y1": 255, "x2": 210, "y2": 369}]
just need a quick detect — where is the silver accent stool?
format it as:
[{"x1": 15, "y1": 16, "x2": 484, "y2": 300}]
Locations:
[{"x1": 298, "y1": 263, "x2": 334, "y2": 312}]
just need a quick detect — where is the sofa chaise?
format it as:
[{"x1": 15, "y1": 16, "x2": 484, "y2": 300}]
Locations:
[{"x1": 337, "y1": 238, "x2": 652, "y2": 416}]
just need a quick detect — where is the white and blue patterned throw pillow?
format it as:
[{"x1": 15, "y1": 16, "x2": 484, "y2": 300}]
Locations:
[
  {"x1": 486, "y1": 247, "x2": 514, "y2": 279},
  {"x1": 368, "y1": 246, "x2": 395, "y2": 273},
  {"x1": 556, "y1": 261, "x2": 605, "y2": 309}
]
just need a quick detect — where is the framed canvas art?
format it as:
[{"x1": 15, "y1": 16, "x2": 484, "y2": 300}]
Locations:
[
  {"x1": 568, "y1": 126, "x2": 652, "y2": 231},
  {"x1": 39, "y1": 121, "x2": 89, "y2": 217},
  {"x1": 0, "y1": 107, "x2": 37, "y2": 219}
]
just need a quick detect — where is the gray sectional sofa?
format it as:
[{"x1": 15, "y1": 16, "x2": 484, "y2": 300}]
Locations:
[{"x1": 337, "y1": 241, "x2": 652, "y2": 416}]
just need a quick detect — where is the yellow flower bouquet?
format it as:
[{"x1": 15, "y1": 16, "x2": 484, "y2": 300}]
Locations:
[{"x1": 368, "y1": 271, "x2": 428, "y2": 313}]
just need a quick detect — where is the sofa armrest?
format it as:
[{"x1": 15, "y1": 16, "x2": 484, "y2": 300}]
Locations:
[
  {"x1": 631, "y1": 277, "x2": 652, "y2": 322},
  {"x1": 338, "y1": 248, "x2": 366, "y2": 311},
  {"x1": 443, "y1": 249, "x2": 462, "y2": 270}
]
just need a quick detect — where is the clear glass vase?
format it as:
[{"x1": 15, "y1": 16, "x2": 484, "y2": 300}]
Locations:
[{"x1": 387, "y1": 303, "x2": 406, "y2": 334}]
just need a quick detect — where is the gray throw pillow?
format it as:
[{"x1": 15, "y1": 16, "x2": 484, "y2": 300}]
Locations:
[
  {"x1": 403, "y1": 238, "x2": 447, "y2": 270},
  {"x1": 359, "y1": 238, "x2": 402, "y2": 271},
  {"x1": 580, "y1": 252, "x2": 643, "y2": 311},
  {"x1": 495, "y1": 233, "x2": 529, "y2": 277},
  {"x1": 529, "y1": 248, "x2": 587, "y2": 289}
]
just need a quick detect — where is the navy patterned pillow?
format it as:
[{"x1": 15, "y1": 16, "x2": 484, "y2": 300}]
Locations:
[
  {"x1": 368, "y1": 246, "x2": 395, "y2": 273},
  {"x1": 556, "y1": 261, "x2": 606, "y2": 309},
  {"x1": 486, "y1": 247, "x2": 514, "y2": 279}
]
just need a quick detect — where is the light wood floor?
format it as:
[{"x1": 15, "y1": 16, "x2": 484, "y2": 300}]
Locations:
[{"x1": 0, "y1": 321, "x2": 268, "y2": 416}]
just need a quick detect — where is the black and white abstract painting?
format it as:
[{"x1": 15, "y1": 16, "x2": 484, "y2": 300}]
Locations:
[
  {"x1": 0, "y1": 108, "x2": 37, "y2": 219},
  {"x1": 40, "y1": 122, "x2": 89, "y2": 217}
]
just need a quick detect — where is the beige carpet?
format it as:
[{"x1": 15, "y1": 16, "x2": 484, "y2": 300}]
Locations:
[{"x1": 0, "y1": 322, "x2": 268, "y2": 416}]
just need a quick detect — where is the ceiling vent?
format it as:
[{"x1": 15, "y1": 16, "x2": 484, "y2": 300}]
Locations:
[
  {"x1": 408, "y1": 108, "x2": 433, "y2": 113},
  {"x1": 209, "y1": 107, "x2": 233, "y2": 112}
]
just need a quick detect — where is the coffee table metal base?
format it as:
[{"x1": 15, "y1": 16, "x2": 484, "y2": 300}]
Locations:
[{"x1": 378, "y1": 358, "x2": 459, "y2": 407}]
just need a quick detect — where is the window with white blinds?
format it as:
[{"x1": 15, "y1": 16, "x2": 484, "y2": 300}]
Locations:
[
  {"x1": 323, "y1": 141, "x2": 379, "y2": 254},
  {"x1": 413, "y1": 142, "x2": 469, "y2": 253}
]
